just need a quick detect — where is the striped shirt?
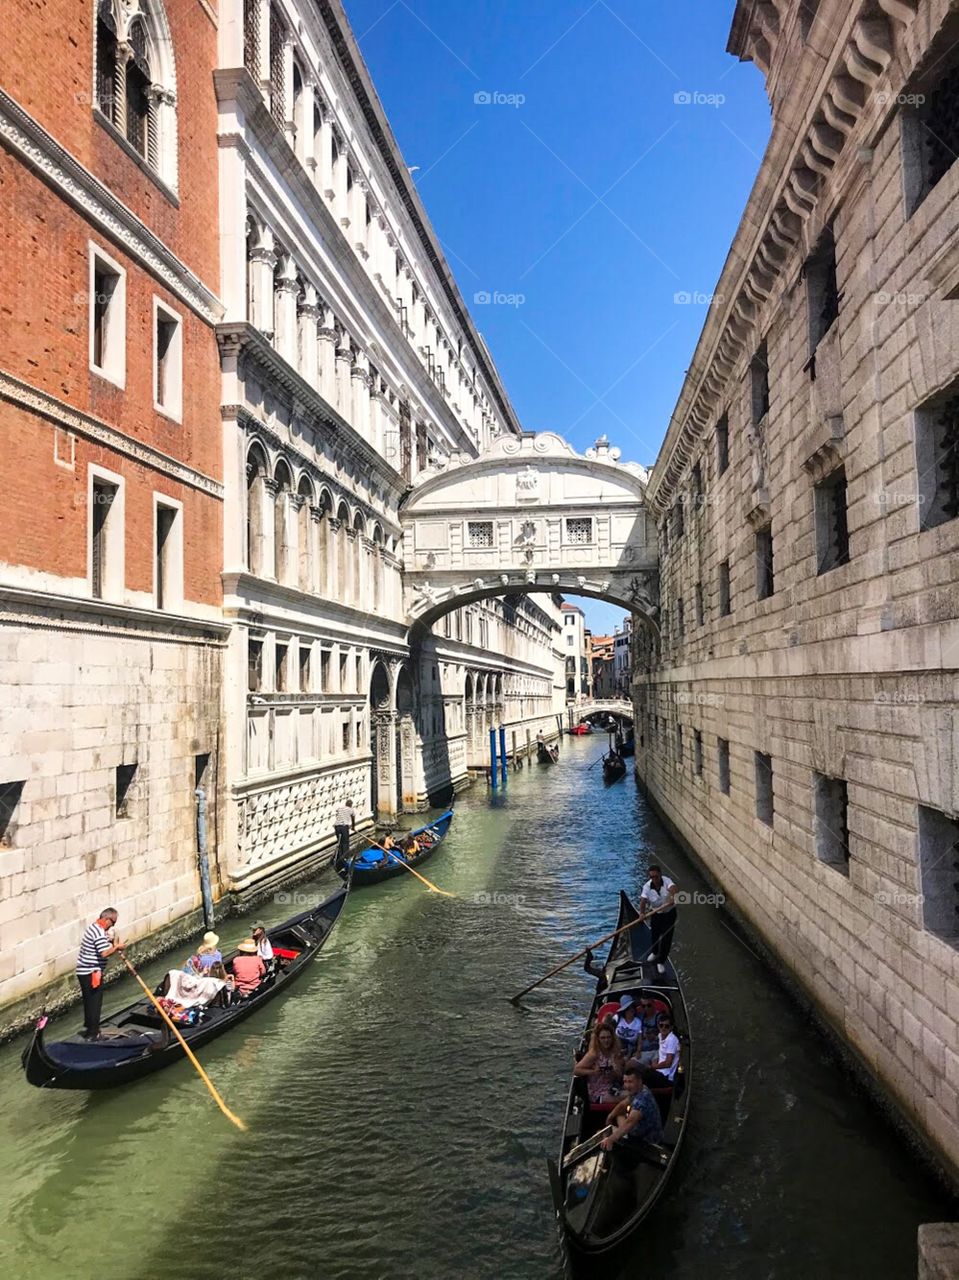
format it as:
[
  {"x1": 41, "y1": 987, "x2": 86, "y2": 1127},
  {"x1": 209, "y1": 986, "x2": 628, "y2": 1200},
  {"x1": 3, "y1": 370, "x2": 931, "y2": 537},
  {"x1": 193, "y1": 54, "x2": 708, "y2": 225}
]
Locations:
[{"x1": 76, "y1": 922, "x2": 112, "y2": 975}]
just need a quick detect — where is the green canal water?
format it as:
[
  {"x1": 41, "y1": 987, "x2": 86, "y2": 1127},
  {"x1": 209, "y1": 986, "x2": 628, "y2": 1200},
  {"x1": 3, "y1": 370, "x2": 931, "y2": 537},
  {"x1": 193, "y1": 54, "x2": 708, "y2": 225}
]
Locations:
[{"x1": 0, "y1": 736, "x2": 953, "y2": 1279}]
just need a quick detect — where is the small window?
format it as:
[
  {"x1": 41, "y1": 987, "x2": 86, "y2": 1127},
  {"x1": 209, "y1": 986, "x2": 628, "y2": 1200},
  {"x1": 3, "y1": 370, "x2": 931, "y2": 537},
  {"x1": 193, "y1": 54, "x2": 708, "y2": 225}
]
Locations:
[
  {"x1": 320, "y1": 648, "x2": 331, "y2": 692},
  {"x1": 90, "y1": 475, "x2": 120, "y2": 600},
  {"x1": 676, "y1": 597, "x2": 685, "y2": 639},
  {"x1": 716, "y1": 412, "x2": 729, "y2": 476},
  {"x1": 676, "y1": 723, "x2": 683, "y2": 764},
  {"x1": 755, "y1": 752, "x2": 774, "y2": 826},
  {"x1": 904, "y1": 61, "x2": 959, "y2": 216},
  {"x1": 718, "y1": 738, "x2": 730, "y2": 794},
  {"x1": 814, "y1": 773, "x2": 850, "y2": 873},
  {"x1": 719, "y1": 559, "x2": 731, "y2": 617},
  {"x1": 195, "y1": 752, "x2": 211, "y2": 790},
  {"x1": 154, "y1": 501, "x2": 180, "y2": 610},
  {"x1": 0, "y1": 781, "x2": 25, "y2": 847},
  {"x1": 693, "y1": 729, "x2": 703, "y2": 777},
  {"x1": 275, "y1": 642, "x2": 288, "y2": 692},
  {"x1": 248, "y1": 637, "x2": 264, "y2": 691},
  {"x1": 918, "y1": 804, "x2": 959, "y2": 942},
  {"x1": 299, "y1": 643, "x2": 312, "y2": 692},
  {"x1": 154, "y1": 301, "x2": 183, "y2": 420},
  {"x1": 815, "y1": 467, "x2": 850, "y2": 573},
  {"x1": 671, "y1": 502, "x2": 685, "y2": 540},
  {"x1": 342, "y1": 720, "x2": 351, "y2": 752},
  {"x1": 915, "y1": 385, "x2": 959, "y2": 530},
  {"x1": 690, "y1": 463, "x2": 703, "y2": 510},
  {"x1": 751, "y1": 341, "x2": 770, "y2": 424},
  {"x1": 90, "y1": 247, "x2": 126, "y2": 387},
  {"x1": 756, "y1": 525, "x2": 774, "y2": 600},
  {"x1": 806, "y1": 226, "x2": 840, "y2": 358},
  {"x1": 339, "y1": 652, "x2": 349, "y2": 691},
  {"x1": 115, "y1": 763, "x2": 137, "y2": 819},
  {"x1": 468, "y1": 520, "x2": 494, "y2": 548},
  {"x1": 566, "y1": 517, "x2": 593, "y2": 544},
  {"x1": 695, "y1": 582, "x2": 704, "y2": 627}
]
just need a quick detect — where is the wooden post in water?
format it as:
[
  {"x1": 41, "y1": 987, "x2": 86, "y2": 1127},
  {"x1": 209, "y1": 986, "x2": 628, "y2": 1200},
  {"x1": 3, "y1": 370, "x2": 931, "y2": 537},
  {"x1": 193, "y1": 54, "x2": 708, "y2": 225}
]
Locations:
[
  {"x1": 489, "y1": 727, "x2": 498, "y2": 790},
  {"x1": 498, "y1": 725, "x2": 508, "y2": 785},
  {"x1": 526, "y1": 728, "x2": 532, "y2": 766}
]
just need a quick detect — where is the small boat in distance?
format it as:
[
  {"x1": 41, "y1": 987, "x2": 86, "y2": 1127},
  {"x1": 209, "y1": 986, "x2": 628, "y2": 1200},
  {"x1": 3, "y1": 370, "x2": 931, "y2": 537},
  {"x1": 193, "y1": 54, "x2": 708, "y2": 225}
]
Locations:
[
  {"x1": 571, "y1": 722, "x2": 592, "y2": 736},
  {"x1": 340, "y1": 809, "x2": 454, "y2": 888},
  {"x1": 23, "y1": 887, "x2": 349, "y2": 1091},
  {"x1": 548, "y1": 891, "x2": 691, "y2": 1264},
  {"x1": 538, "y1": 740, "x2": 560, "y2": 764}
]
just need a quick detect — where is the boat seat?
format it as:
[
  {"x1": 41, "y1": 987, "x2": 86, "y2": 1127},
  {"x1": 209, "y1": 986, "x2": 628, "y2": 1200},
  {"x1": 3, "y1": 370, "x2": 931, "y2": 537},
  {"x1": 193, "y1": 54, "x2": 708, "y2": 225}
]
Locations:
[
  {"x1": 588, "y1": 1101, "x2": 617, "y2": 1115},
  {"x1": 650, "y1": 1085, "x2": 673, "y2": 1123},
  {"x1": 595, "y1": 1000, "x2": 620, "y2": 1024}
]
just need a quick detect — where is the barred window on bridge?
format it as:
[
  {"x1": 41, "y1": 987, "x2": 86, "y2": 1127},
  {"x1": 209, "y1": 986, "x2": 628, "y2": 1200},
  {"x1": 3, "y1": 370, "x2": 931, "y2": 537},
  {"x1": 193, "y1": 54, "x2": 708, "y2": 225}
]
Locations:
[{"x1": 566, "y1": 517, "x2": 593, "y2": 545}]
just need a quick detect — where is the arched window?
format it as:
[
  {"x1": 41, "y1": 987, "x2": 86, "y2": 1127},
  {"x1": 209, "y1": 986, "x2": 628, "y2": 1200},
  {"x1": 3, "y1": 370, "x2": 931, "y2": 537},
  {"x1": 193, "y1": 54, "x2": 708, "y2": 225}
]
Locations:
[
  {"x1": 296, "y1": 474, "x2": 314, "y2": 592},
  {"x1": 317, "y1": 490, "x2": 334, "y2": 596},
  {"x1": 372, "y1": 524, "x2": 383, "y2": 610},
  {"x1": 335, "y1": 501, "x2": 350, "y2": 596},
  {"x1": 94, "y1": 0, "x2": 177, "y2": 188},
  {"x1": 352, "y1": 510, "x2": 364, "y2": 601},
  {"x1": 245, "y1": 443, "x2": 268, "y2": 575}
]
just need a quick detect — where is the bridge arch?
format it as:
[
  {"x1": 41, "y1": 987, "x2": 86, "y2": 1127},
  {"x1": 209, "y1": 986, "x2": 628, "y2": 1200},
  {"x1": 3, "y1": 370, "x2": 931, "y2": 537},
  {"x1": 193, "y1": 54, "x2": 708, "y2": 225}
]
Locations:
[{"x1": 400, "y1": 432, "x2": 660, "y2": 630}]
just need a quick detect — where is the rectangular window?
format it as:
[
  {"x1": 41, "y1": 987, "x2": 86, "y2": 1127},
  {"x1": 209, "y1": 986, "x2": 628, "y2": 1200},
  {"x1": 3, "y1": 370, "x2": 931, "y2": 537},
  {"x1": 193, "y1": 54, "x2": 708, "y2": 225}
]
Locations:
[
  {"x1": 676, "y1": 597, "x2": 685, "y2": 639},
  {"x1": 903, "y1": 60, "x2": 959, "y2": 216},
  {"x1": 690, "y1": 463, "x2": 703, "y2": 510},
  {"x1": 298, "y1": 643, "x2": 312, "y2": 692},
  {"x1": 195, "y1": 752, "x2": 210, "y2": 790},
  {"x1": 342, "y1": 720, "x2": 351, "y2": 752},
  {"x1": 918, "y1": 804, "x2": 959, "y2": 942},
  {"x1": 751, "y1": 340, "x2": 770, "y2": 424},
  {"x1": 275, "y1": 642, "x2": 288, "y2": 692},
  {"x1": 115, "y1": 763, "x2": 137, "y2": 819},
  {"x1": 468, "y1": 520, "x2": 494, "y2": 548},
  {"x1": 806, "y1": 226, "x2": 840, "y2": 359},
  {"x1": 719, "y1": 559, "x2": 731, "y2": 617},
  {"x1": 248, "y1": 637, "x2": 263, "y2": 691},
  {"x1": 716, "y1": 412, "x2": 729, "y2": 476},
  {"x1": 153, "y1": 301, "x2": 183, "y2": 421},
  {"x1": 91, "y1": 477, "x2": 119, "y2": 600},
  {"x1": 814, "y1": 773, "x2": 850, "y2": 873},
  {"x1": 320, "y1": 648, "x2": 331, "y2": 692},
  {"x1": 89, "y1": 245, "x2": 125, "y2": 387},
  {"x1": 915, "y1": 384, "x2": 959, "y2": 530},
  {"x1": 755, "y1": 751, "x2": 774, "y2": 826},
  {"x1": 339, "y1": 652, "x2": 348, "y2": 692},
  {"x1": 566, "y1": 517, "x2": 593, "y2": 544},
  {"x1": 756, "y1": 525, "x2": 774, "y2": 600},
  {"x1": 695, "y1": 582, "x2": 704, "y2": 626},
  {"x1": 694, "y1": 729, "x2": 703, "y2": 777},
  {"x1": 718, "y1": 737, "x2": 730, "y2": 794},
  {"x1": 676, "y1": 723, "x2": 683, "y2": 764},
  {"x1": 154, "y1": 500, "x2": 180, "y2": 610},
  {"x1": 815, "y1": 467, "x2": 850, "y2": 573},
  {"x1": 671, "y1": 501, "x2": 684, "y2": 540},
  {"x1": 0, "y1": 780, "x2": 25, "y2": 847}
]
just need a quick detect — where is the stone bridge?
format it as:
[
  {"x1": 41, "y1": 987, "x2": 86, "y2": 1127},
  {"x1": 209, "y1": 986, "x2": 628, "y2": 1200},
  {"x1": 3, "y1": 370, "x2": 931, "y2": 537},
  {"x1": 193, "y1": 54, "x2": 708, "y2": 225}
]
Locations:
[
  {"x1": 400, "y1": 433, "x2": 660, "y2": 630},
  {"x1": 570, "y1": 699, "x2": 635, "y2": 725}
]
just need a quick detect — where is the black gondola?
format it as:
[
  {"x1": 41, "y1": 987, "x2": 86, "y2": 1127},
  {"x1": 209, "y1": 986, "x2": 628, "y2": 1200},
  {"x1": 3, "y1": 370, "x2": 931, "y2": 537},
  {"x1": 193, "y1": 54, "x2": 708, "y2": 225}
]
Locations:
[
  {"x1": 537, "y1": 740, "x2": 560, "y2": 765},
  {"x1": 618, "y1": 732, "x2": 635, "y2": 759},
  {"x1": 548, "y1": 890, "x2": 690, "y2": 1264},
  {"x1": 22, "y1": 885, "x2": 349, "y2": 1091},
  {"x1": 602, "y1": 750, "x2": 627, "y2": 783},
  {"x1": 338, "y1": 809, "x2": 453, "y2": 887}
]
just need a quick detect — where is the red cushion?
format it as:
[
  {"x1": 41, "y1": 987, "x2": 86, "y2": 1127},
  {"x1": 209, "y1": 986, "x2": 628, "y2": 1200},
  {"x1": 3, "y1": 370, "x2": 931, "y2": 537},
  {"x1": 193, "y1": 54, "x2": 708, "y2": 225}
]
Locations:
[
  {"x1": 596, "y1": 1000, "x2": 620, "y2": 1024},
  {"x1": 588, "y1": 1101, "x2": 617, "y2": 1114},
  {"x1": 272, "y1": 946, "x2": 300, "y2": 960}
]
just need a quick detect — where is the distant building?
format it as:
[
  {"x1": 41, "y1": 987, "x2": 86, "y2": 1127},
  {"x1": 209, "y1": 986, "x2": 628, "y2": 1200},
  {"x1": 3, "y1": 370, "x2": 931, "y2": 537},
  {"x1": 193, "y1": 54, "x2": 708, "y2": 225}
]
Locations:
[
  {"x1": 613, "y1": 617, "x2": 632, "y2": 696},
  {"x1": 589, "y1": 634, "x2": 616, "y2": 698},
  {"x1": 561, "y1": 602, "x2": 589, "y2": 699}
]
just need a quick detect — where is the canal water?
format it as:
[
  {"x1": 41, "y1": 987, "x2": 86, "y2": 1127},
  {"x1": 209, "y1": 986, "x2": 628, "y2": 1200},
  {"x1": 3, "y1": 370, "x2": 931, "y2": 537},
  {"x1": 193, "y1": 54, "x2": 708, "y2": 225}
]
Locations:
[{"x1": 0, "y1": 735, "x2": 953, "y2": 1279}]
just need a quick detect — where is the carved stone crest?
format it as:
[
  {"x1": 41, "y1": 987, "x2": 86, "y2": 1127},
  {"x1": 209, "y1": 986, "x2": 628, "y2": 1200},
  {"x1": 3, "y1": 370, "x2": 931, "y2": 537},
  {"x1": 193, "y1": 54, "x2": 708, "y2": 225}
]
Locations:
[{"x1": 515, "y1": 465, "x2": 540, "y2": 503}]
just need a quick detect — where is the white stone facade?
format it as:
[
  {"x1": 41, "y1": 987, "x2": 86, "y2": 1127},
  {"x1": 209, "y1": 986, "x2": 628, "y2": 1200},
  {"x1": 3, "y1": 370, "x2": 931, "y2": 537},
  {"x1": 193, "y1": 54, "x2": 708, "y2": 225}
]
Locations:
[{"x1": 639, "y1": 0, "x2": 959, "y2": 1177}]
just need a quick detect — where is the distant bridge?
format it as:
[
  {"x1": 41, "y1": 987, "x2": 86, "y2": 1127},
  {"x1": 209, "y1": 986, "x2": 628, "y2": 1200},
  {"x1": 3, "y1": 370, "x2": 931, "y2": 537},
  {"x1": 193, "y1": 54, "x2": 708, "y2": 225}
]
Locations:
[{"x1": 569, "y1": 699, "x2": 634, "y2": 727}]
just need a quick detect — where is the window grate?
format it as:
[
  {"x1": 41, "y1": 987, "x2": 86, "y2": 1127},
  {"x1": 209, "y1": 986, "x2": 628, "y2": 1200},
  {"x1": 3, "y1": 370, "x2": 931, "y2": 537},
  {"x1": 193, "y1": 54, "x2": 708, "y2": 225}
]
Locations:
[
  {"x1": 566, "y1": 517, "x2": 593, "y2": 544},
  {"x1": 925, "y1": 64, "x2": 959, "y2": 192},
  {"x1": 815, "y1": 466, "x2": 850, "y2": 574},
  {"x1": 96, "y1": 17, "x2": 117, "y2": 120},
  {"x1": 243, "y1": 0, "x2": 260, "y2": 77},
  {"x1": 716, "y1": 412, "x2": 729, "y2": 475},
  {"x1": 934, "y1": 394, "x2": 959, "y2": 522},
  {"x1": 751, "y1": 342, "x2": 770, "y2": 423},
  {"x1": 468, "y1": 521, "x2": 494, "y2": 548},
  {"x1": 269, "y1": 6, "x2": 286, "y2": 125}
]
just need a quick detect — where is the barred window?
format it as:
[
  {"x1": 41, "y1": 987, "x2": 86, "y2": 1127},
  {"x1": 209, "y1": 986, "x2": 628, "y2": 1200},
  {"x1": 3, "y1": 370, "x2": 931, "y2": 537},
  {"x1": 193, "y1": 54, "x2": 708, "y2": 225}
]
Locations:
[
  {"x1": 566, "y1": 517, "x2": 593, "y2": 544},
  {"x1": 243, "y1": 0, "x2": 260, "y2": 77},
  {"x1": 916, "y1": 387, "x2": 959, "y2": 530},
  {"x1": 468, "y1": 521, "x2": 494, "y2": 548},
  {"x1": 269, "y1": 5, "x2": 286, "y2": 126},
  {"x1": 815, "y1": 466, "x2": 850, "y2": 573}
]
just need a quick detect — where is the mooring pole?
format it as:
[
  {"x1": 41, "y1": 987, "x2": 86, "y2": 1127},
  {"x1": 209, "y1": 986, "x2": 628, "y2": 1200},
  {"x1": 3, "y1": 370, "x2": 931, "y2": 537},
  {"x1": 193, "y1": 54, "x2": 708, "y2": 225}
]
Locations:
[
  {"x1": 489, "y1": 727, "x2": 498, "y2": 790},
  {"x1": 499, "y1": 725, "x2": 508, "y2": 784},
  {"x1": 525, "y1": 728, "x2": 532, "y2": 765},
  {"x1": 195, "y1": 786, "x2": 214, "y2": 931}
]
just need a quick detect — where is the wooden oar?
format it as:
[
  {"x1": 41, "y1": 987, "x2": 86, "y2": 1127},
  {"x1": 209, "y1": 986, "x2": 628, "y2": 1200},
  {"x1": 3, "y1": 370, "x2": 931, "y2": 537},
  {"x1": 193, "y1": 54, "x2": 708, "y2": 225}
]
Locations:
[
  {"x1": 562, "y1": 1125, "x2": 614, "y2": 1170},
  {"x1": 120, "y1": 954, "x2": 247, "y2": 1131},
  {"x1": 370, "y1": 840, "x2": 455, "y2": 898},
  {"x1": 509, "y1": 899, "x2": 673, "y2": 1004}
]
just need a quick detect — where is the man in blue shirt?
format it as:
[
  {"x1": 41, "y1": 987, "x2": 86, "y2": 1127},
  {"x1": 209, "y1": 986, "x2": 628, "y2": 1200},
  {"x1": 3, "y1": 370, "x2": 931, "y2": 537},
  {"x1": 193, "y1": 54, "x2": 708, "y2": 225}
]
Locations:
[{"x1": 601, "y1": 1063, "x2": 664, "y2": 1150}]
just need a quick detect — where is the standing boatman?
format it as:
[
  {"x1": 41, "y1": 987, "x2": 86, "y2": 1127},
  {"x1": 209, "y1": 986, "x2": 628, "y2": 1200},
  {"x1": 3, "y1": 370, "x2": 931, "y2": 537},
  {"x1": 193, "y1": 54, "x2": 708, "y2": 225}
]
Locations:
[
  {"x1": 75, "y1": 907, "x2": 124, "y2": 1039},
  {"x1": 333, "y1": 797, "x2": 357, "y2": 864},
  {"x1": 638, "y1": 864, "x2": 678, "y2": 976}
]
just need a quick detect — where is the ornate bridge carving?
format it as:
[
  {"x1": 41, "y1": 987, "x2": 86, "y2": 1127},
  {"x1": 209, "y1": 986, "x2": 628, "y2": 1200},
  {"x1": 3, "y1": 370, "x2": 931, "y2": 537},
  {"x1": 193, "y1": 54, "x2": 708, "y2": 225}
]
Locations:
[{"x1": 400, "y1": 433, "x2": 659, "y2": 628}]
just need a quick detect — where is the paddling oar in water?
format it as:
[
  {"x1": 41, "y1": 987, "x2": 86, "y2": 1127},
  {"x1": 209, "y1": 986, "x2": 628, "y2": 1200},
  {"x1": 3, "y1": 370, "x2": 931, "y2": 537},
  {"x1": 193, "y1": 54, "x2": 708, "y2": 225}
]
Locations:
[
  {"x1": 508, "y1": 900, "x2": 674, "y2": 1004},
  {"x1": 370, "y1": 841, "x2": 455, "y2": 898},
  {"x1": 562, "y1": 1125, "x2": 614, "y2": 1170},
  {"x1": 120, "y1": 954, "x2": 247, "y2": 1132}
]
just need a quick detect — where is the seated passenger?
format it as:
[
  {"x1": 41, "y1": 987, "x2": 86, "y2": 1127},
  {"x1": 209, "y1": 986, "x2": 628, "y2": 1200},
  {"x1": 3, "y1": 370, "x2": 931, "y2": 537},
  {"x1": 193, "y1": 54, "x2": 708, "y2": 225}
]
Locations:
[
  {"x1": 381, "y1": 834, "x2": 398, "y2": 852},
  {"x1": 403, "y1": 836, "x2": 420, "y2": 856},
  {"x1": 600, "y1": 1063, "x2": 664, "y2": 1151},
  {"x1": 634, "y1": 995, "x2": 662, "y2": 1065},
  {"x1": 614, "y1": 994, "x2": 643, "y2": 1059},
  {"x1": 231, "y1": 939, "x2": 266, "y2": 997},
  {"x1": 188, "y1": 931, "x2": 222, "y2": 974},
  {"x1": 251, "y1": 922, "x2": 274, "y2": 962},
  {"x1": 574, "y1": 1023, "x2": 624, "y2": 1106},
  {"x1": 206, "y1": 960, "x2": 235, "y2": 1005},
  {"x1": 645, "y1": 1012, "x2": 681, "y2": 1087}
]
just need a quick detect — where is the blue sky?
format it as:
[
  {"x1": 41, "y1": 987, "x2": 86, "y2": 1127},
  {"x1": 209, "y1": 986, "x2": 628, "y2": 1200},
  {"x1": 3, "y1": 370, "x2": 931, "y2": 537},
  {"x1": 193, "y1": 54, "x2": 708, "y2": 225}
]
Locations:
[{"x1": 342, "y1": 0, "x2": 771, "y2": 635}]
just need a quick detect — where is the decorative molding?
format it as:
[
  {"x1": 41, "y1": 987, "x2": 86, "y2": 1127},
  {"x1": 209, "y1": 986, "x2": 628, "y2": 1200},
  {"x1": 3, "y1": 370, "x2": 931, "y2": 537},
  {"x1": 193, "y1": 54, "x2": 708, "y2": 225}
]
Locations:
[
  {"x1": 0, "y1": 585, "x2": 228, "y2": 644},
  {"x1": 0, "y1": 369, "x2": 223, "y2": 498},
  {"x1": 0, "y1": 89, "x2": 222, "y2": 325}
]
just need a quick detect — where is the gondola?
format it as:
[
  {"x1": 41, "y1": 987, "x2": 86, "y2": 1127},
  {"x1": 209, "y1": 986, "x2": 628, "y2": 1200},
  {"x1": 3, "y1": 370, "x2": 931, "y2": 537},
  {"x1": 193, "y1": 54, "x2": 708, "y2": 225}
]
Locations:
[
  {"x1": 618, "y1": 733, "x2": 635, "y2": 759},
  {"x1": 22, "y1": 885, "x2": 349, "y2": 1091},
  {"x1": 339, "y1": 809, "x2": 453, "y2": 887},
  {"x1": 571, "y1": 722, "x2": 592, "y2": 736},
  {"x1": 602, "y1": 751, "x2": 627, "y2": 783},
  {"x1": 537, "y1": 740, "x2": 560, "y2": 765},
  {"x1": 548, "y1": 890, "x2": 690, "y2": 1265}
]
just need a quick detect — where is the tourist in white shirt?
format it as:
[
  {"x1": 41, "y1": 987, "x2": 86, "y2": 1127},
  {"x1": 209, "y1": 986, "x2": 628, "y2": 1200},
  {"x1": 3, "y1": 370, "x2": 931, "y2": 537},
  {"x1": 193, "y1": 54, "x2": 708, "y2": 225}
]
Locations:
[
  {"x1": 639, "y1": 864, "x2": 678, "y2": 975},
  {"x1": 652, "y1": 1012, "x2": 681, "y2": 1083}
]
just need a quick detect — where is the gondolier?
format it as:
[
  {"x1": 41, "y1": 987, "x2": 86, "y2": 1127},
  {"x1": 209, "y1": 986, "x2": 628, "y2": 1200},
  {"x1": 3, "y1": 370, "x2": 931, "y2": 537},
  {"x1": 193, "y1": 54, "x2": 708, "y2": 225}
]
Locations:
[
  {"x1": 75, "y1": 907, "x2": 124, "y2": 1040},
  {"x1": 333, "y1": 797, "x2": 356, "y2": 864},
  {"x1": 639, "y1": 865, "x2": 678, "y2": 975}
]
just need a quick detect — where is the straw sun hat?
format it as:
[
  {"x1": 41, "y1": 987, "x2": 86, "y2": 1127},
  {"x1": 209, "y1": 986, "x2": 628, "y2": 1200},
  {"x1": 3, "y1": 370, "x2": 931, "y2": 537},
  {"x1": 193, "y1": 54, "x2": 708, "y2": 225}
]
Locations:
[
  {"x1": 199, "y1": 931, "x2": 220, "y2": 951},
  {"x1": 237, "y1": 938, "x2": 258, "y2": 955}
]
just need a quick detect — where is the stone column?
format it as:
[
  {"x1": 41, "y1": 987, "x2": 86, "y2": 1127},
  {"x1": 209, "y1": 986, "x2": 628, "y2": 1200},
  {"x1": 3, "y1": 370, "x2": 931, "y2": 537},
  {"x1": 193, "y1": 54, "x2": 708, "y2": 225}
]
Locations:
[
  {"x1": 333, "y1": 134, "x2": 349, "y2": 226},
  {"x1": 309, "y1": 503, "x2": 323, "y2": 595},
  {"x1": 350, "y1": 177, "x2": 369, "y2": 258},
  {"x1": 374, "y1": 710, "x2": 398, "y2": 819},
  {"x1": 335, "y1": 340, "x2": 354, "y2": 418},
  {"x1": 317, "y1": 309, "x2": 338, "y2": 405},
  {"x1": 274, "y1": 255, "x2": 299, "y2": 366},
  {"x1": 281, "y1": 32, "x2": 296, "y2": 146},
  {"x1": 248, "y1": 227, "x2": 277, "y2": 339},
  {"x1": 317, "y1": 102, "x2": 335, "y2": 199},
  {"x1": 299, "y1": 77, "x2": 316, "y2": 170},
  {"x1": 288, "y1": 491, "x2": 305, "y2": 591},
  {"x1": 297, "y1": 283, "x2": 320, "y2": 386},
  {"x1": 351, "y1": 349, "x2": 371, "y2": 438}
]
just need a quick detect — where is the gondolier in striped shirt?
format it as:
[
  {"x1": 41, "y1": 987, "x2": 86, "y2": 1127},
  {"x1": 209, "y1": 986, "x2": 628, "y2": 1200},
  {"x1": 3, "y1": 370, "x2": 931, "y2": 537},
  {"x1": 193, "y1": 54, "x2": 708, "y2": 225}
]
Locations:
[
  {"x1": 75, "y1": 908, "x2": 124, "y2": 1040},
  {"x1": 333, "y1": 798, "x2": 356, "y2": 865}
]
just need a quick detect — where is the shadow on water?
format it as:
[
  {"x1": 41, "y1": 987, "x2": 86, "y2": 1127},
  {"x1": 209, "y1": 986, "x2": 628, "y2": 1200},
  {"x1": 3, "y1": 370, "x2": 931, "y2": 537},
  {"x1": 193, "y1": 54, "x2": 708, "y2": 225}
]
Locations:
[{"x1": 0, "y1": 735, "x2": 954, "y2": 1280}]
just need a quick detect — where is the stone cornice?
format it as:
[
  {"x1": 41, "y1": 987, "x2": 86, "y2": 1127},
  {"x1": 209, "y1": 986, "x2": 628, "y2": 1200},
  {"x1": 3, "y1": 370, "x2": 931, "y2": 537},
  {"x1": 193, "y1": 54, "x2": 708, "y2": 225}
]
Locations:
[
  {"x1": 0, "y1": 585, "x2": 228, "y2": 644},
  {"x1": 0, "y1": 88, "x2": 223, "y2": 325},
  {"x1": 0, "y1": 368, "x2": 224, "y2": 498}
]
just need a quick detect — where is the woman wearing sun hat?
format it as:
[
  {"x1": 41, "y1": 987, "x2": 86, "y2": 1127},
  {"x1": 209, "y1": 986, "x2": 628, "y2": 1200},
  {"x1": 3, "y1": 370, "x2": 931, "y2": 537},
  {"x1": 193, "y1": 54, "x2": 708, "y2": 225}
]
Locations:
[
  {"x1": 187, "y1": 930, "x2": 222, "y2": 974},
  {"x1": 230, "y1": 939, "x2": 266, "y2": 996}
]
